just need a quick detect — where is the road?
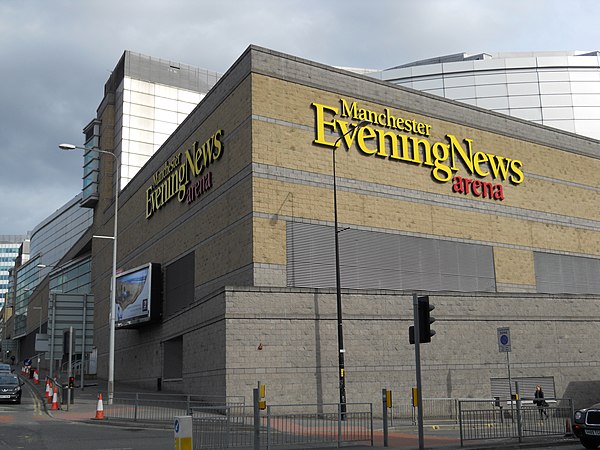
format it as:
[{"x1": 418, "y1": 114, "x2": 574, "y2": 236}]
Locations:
[{"x1": 0, "y1": 383, "x2": 173, "y2": 450}]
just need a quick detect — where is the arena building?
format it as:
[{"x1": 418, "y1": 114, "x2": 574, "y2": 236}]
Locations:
[
  {"x1": 372, "y1": 51, "x2": 600, "y2": 140},
  {"x1": 89, "y1": 46, "x2": 600, "y2": 408}
]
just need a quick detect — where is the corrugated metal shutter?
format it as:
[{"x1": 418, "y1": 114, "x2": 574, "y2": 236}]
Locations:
[
  {"x1": 490, "y1": 377, "x2": 556, "y2": 401},
  {"x1": 535, "y1": 252, "x2": 600, "y2": 294},
  {"x1": 287, "y1": 222, "x2": 496, "y2": 292}
]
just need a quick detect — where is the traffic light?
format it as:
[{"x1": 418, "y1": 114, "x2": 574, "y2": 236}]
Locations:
[
  {"x1": 409, "y1": 296, "x2": 436, "y2": 344},
  {"x1": 68, "y1": 376, "x2": 75, "y2": 388},
  {"x1": 417, "y1": 296, "x2": 435, "y2": 343}
]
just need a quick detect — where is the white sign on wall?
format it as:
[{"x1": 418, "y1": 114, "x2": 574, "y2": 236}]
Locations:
[{"x1": 497, "y1": 327, "x2": 511, "y2": 353}]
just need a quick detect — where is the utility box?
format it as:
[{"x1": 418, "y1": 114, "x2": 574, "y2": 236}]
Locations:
[{"x1": 174, "y1": 416, "x2": 193, "y2": 450}]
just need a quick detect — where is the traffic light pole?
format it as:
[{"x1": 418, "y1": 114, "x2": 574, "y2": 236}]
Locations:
[{"x1": 413, "y1": 293, "x2": 425, "y2": 450}]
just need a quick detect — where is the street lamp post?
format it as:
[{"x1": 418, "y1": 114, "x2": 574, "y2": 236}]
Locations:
[
  {"x1": 32, "y1": 306, "x2": 42, "y2": 367},
  {"x1": 59, "y1": 143, "x2": 118, "y2": 405},
  {"x1": 331, "y1": 120, "x2": 369, "y2": 418}
]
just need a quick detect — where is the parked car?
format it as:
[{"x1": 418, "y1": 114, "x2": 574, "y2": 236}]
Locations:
[
  {"x1": 574, "y1": 403, "x2": 600, "y2": 449},
  {"x1": 0, "y1": 374, "x2": 23, "y2": 404}
]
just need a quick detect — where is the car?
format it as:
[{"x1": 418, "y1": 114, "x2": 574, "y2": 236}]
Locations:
[
  {"x1": 0, "y1": 363, "x2": 12, "y2": 374},
  {"x1": 574, "y1": 403, "x2": 600, "y2": 449},
  {"x1": 0, "y1": 374, "x2": 23, "y2": 404}
]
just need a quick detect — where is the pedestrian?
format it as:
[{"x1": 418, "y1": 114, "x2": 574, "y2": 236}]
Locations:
[{"x1": 534, "y1": 385, "x2": 548, "y2": 419}]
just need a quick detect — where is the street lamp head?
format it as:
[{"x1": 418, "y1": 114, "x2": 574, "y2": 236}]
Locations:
[
  {"x1": 334, "y1": 120, "x2": 370, "y2": 147},
  {"x1": 58, "y1": 143, "x2": 77, "y2": 151}
]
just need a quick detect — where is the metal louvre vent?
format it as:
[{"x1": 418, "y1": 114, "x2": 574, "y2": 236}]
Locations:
[
  {"x1": 491, "y1": 377, "x2": 555, "y2": 401},
  {"x1": 286, "y1": 222, "x2": 496, "y2": 292},
  {"x1": 534, "y1": 252, "x2": 600, "y2": 294}
]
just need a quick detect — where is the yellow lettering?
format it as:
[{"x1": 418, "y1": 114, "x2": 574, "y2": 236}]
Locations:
[
  {"x1": 146, "y1": 187, "x2": 155, "y2": 219},
  {"x1": 473, "y1": 152, "x2": 490, "y2": 177},
  {"x1": 375, "y1": 129, "x2": 398, "y2": 158},
  {"x1": 448, "y1": 135, "x2": 474, "y2": 174},
  {"x1": 177, "y1": 164, "x2": 188, "y2": 202},
  {"x1": 340, "y1": 99, "x2": 357, "y2": 119},
  {"x1": 487, "y1": 154, "x2": 511, "y2": 181},
  {"x1": 312, "y1": 102, "x2": 339, "y2": 146},
  {"x1": 509, "y1": 159, "x2": 524, "y2": 184},
  {"x1": 213, "y1": 130, "x2": 224, "y2": 159},
  {"x1": 431, "y1": 142, "x2": 454, "y2": 182},
  {"x1": 356, "y1": 126, "x2": 377, "y2": 155}
]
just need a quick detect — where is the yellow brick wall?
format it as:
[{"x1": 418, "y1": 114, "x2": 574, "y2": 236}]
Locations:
[
  {"x1": 493, "y1": 247, "x2": 536, "y2": 287},
  {"x1": 250, "y1": 73, "x2": 600, "y2": 288}
]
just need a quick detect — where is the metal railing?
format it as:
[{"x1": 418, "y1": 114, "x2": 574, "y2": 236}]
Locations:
[
  {"x1": 192, "y1": 405, "x2": 255, "y2": 449},
  {"x1": 104, "y1": 392, "x2": 245, "y2": 424},
  {"x1": 391, "y1": 397, "x2": 459, "y2": 424},
  {"x1": 191, "y1": 402, "x2": 373, "y2": 449},
  {"x1": 458, "y1": 398, "x2": 574, "y2": 446}
]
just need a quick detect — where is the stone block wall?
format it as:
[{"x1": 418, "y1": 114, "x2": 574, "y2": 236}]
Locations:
[{"x1": 223, "y1": 287, "x2": 600, "y2": 410}]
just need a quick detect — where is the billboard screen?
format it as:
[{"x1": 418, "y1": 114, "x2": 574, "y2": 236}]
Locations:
[{"x1": 115, "y1": 263, "x2": 161, "y2": 328}]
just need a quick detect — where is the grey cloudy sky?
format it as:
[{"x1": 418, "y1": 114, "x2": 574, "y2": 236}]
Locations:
[{"x1": 1, "y1": 0, "x2": 599, "y2": 235}]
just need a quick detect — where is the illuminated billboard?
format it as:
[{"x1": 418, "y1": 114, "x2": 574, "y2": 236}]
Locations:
[{"x1": 115, "y1": 263, "x2": 161, "y2": 328}]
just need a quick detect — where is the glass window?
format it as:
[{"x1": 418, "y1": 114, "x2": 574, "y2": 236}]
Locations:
[
  {"x1": 178, "y1": 89, "x2": 202, "y2": 103},
  {"x1": 130, "y1": 103, "x2": 155, "y2": 120},
  {"x1": 129, "y1": 78, "x2": 155, "y2": 95},
  {"x1": 155, "y1": 108, "x2": 178, "y2": 123},
  {"x1": 129, "y1": 116, "x2": 154, "y2": 132},
  {"x1": 128, "y1": 128, "x2": 154, "y2": 144},
  {"x1": 177, "y1": 101, "x2": 196, "y2": 115},
  {"x1": 154, "y1": 120, "x2": 177, "y2": 136},
  {"x1": 155, "y1": 96, "x2": 178, "y2": 111},
  {"x1": 129, "y1": 91, "x2": 155, "y2": 107},
  {"x1": 155, "y1": 84, "x2": 178, "y2": 99}
]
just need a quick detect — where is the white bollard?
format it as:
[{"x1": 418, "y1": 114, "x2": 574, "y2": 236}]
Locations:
[{"x1": 174, "y1": 416, "x2": 193, "y2": 450}]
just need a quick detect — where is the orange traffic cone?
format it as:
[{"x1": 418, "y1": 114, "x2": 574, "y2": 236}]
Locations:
[
  {"x1": 94, "y1": 393, "x2": 105, "y2": 420},
  {"x1": 33, "y1": 369, "x2": 39, "y2": 384},
  {"x1": 50, "y1": 386, "x2": 59, "y2": 410},
  {"x1": 47, "y1": 381, "x2": 53, "y2": 403},
  {"x1": 45, "y1": 379, "x2": 50, "y2": 399},
  {"x1": 565, "y1": 418, "x2": 573, "y2": 437}
]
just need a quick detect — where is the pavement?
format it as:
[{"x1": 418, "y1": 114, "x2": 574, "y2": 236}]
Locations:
[
  {"x1": 17, "y1": 370, "x2": 580, "y2": 449},
  {"x1": 18, "y1": 369, "x2": 155, "y2": 423}
]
